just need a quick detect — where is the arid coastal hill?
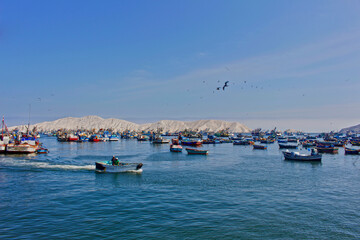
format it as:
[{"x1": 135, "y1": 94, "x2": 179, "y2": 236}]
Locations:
[
  {"x1": 10, "y1": 115, "x2": 252, "y2": 133},
  {"x1": 340, "y1": 123, "x2": 360, "y2": 133}
]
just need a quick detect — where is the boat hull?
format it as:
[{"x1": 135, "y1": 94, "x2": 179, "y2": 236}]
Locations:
[
  {"x1": 181, "y1": 141, "x2": 203, "y2": 146},
  {"x1": 316, "y1": 147, "x2": 338, "y2": 154},
  {"x1": 283, "y1": 151, "x2": 322, "y2": 161},
  {"x1": 185, "y1": 148, "x2": 208, "y2": 155},
  {"x1": 279, "y1": 144, "x2": 298, "y2": 149},
  {"x1": 95, "y1": 161, "x2": 143, "y2": 173},
  {"x1": 253, "y1": 145, "x2": 267, "y2": 150},
  {"x1": 170, "y1": 145, "x2": 183, "y2": 152},
  {"x1": 345, "y1": 148, "x2": 360, "y2": 155},
  {"x1": 6, "y1": 144, "x2": 37, "y2": 154}
]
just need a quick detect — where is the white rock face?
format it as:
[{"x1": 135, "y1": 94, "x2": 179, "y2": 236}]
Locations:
[{"x1": 10, "y1": 116, "x2": 252, "y2": 133}]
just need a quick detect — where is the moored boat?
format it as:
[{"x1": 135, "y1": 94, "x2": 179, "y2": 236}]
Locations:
[
  {"x1": 344, "y1": 147, "x2": 360, "y2": 155},
  {"x1": 283, "y1": 150, "x2": 322, "y2": 161},
  {"x1": 185, "y1": 148, "x2": 208, "y2": 155},
  {"x1": 253, "y1": 144, "x2": 267, "y2": 150},
  {"x1": 316, "y1": 146, "x2": 338, "y2": 154},
  {"x1": 279, "y1": 143, "x2": 298, "y2": 149},
  {"x1": 170, "y1": 139, "x2": 183, "y2": 152},
  {"x1": 170, "y1": 145, "x2": 183, "y2": 152},
  {"x1": 6, "y1": 143, "x2": 37, "y2": 154},
  {"x1": 109, "y1": 135, "x2": 119, "y2": 141},
  {"x1": 181, "y1": 139, "x2": 202, "y2": 146},
  {"x1": 233, "y1": 140, "x2": 254, "y2": 145},
  {"x1": 152, "y1": 137, "x2": 170, "y2": 144}
]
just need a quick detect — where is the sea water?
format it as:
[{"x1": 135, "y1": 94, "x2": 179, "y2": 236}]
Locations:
[{"x1": 0, "y1": 136, "x2": 359, "y2": 239}]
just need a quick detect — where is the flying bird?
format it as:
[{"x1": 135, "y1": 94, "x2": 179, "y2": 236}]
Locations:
[
  {"x1": 216, "y1": 87, "x2": 221, "y2": 90},
  {"x1": 223, "y1": 81, "x2": 229, "y2": 90}
]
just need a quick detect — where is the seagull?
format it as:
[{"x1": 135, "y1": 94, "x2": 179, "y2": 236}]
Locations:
[
  {"x1": 223, "y1": 81, "x2": 229, "y2": 90},
  {"x1": 216, "y1": 87, "x2": 221, "y2": 90}
]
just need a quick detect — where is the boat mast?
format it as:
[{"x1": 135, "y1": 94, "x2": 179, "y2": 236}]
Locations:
[
  {"x1": 28, "y1": 104, "x2": 31, "y2": 135},
  {"x1": 1, "y1": 116, "x2": 3, "y2": 139}
]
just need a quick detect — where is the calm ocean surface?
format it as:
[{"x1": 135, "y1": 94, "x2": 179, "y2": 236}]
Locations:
[{"x1": 0, "y1": 136, "x2": 359, "y2": 239}]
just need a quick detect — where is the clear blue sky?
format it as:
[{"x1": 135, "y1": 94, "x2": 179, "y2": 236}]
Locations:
[{"x1": 1, "y1": 0, "x2": 360, "y2": 131}]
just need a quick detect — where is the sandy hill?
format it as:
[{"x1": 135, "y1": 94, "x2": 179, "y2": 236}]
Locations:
[
  {"x1": 340, "y1": 124, "x2": 360, "y2": 133},
  {"x1": 10, "y1": 115, "x2": 252, "y2": 133}
]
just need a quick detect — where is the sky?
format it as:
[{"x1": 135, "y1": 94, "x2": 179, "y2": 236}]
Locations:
[{"x1": 1, "y1": 0, "x2": 360, "y2": 132}]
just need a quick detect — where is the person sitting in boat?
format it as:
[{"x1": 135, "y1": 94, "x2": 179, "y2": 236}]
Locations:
[
  {"x1": 311, "y1": 148, "x2": 318, "y2": 155},
  {"x1": 111, "y1": 156, "x2": 119, "y2": 166}
]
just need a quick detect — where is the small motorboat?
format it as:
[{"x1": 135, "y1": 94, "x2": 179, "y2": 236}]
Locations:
[
  {"x1": 36, "y1": 147, "x2": 49, "y2": 154},
  {"x1": 95, "y1": 159, "x2": 143, "y2": 173},
  {"x1": 253, "y1": 144, "x2": 267, "y2": 150},
  {"x1": 185, "y1": 148, "x2": 208, "y2": 155},
  {"x1": 344, "y1": 147, "x2": 360, "y2": 155},
  {"x1": 283, "y1": 149, "x2": 322, "y2": 162}
]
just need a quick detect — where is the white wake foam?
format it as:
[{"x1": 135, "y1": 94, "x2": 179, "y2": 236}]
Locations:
[{"x1": 0, "y1": 158, "x2": 95, "y2": 171}]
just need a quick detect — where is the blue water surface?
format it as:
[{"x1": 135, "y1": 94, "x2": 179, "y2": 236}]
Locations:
[{"x1": 0, "y1": 136, "x2": 359, "y2": 239}]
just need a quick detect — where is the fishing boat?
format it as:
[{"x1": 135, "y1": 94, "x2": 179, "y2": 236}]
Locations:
[
  {"x1": 233, "y1": 139, "x2": 254, "y2": 145},
  {"x1": 282, "y1": 150, "x2": 322, "y2": 161},
  {"x1": 89, "y1": 135, "x2": 101, "y2": 142},
  {"x1": 253, "y1": 144, "x2": 267, "y2": 150},
  {"x1": 170, "y1": 145, "x2": 183, "y2": 152},
  {"x1": 95, "y1": 160, "x2": 143, "y2": 173},
  {"x1": 6, "y1": 143, "x2": 38, "y2": 154},
  {"x1": 181, "y1": 139, "x2": 203, "y2": 146},
  {"x1": 185, "y1": 148, "x2": 208, "y2": 155},
  {"x1": 170, "y1": 139, "x2": 183, "y2": 152},
  {"x1": 109, "y1": 134, "x2": 119, "y2": 141},
  {"x1": 278, "y1": 143, "x2": 298, "y2": 149},
  {"x1": 260, "y1": 138, "x2": 275, "y2": 144},
  {"x1": 152, "y1": 137, "x2": 170, "y2": 144},
  {"x1": 302, "y1": 141, "x2": 316, "y2": 148},
  {"x1": 67, "y1": 134, "x2": 79, "y2": 142},
  {"x1": 344, "y1": 147, "x2": 360, "y2": 155},
  {"x1": 137, "y1": 135, "x2": 149, "y2": 141},
  {"x1": 315, "y1": 146, "x2": 338, "y2": 154},
  {"x1": 287, "y1": 137, "x2": 299, "y2": 143}
]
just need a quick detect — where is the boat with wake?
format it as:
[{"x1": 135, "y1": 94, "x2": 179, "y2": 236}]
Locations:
[{"x1": 95, "y1": 157, "x2": 143, "y2": 173}]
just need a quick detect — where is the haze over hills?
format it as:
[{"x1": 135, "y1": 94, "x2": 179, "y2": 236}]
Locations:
[
  {"x1": 10, "y1": 116, "x2": 252, "y2": 133},
  {"x1": 339, "y1": 124, "x2": 360, "y2": 133}
]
